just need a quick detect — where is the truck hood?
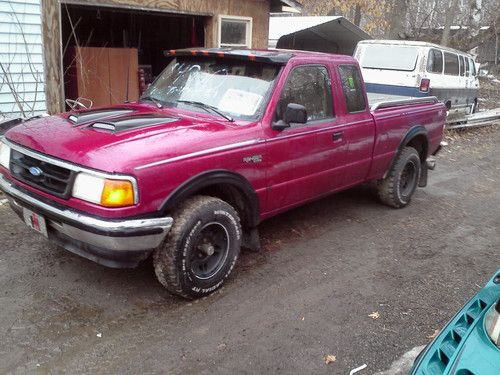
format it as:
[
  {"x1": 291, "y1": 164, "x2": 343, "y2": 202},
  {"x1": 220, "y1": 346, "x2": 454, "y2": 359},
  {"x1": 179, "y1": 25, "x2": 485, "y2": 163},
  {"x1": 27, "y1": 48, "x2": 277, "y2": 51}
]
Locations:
[{"x1": 4, "y1": 104, "x2": 253, "y2": 174}]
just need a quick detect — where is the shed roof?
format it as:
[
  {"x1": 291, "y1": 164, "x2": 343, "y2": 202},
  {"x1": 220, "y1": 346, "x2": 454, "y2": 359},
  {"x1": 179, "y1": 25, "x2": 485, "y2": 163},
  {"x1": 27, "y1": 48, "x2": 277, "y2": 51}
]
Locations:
[{"x1": 269, "y1": 16, "x2": 371, "y2": 55}]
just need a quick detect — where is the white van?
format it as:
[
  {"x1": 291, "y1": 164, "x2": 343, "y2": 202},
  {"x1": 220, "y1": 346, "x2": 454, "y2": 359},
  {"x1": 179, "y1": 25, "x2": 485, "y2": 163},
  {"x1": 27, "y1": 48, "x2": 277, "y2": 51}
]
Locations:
[{"x1": 354, "y1": 40, "x2": 480, "y2": 116}]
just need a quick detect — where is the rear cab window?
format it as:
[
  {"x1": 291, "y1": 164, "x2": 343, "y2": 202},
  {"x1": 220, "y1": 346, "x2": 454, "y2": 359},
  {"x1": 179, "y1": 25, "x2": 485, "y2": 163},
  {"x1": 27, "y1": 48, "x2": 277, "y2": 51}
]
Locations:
[
  {"x1": 444, "y1": 52, "x2": 459, "y2": 75},
  {"x1": 338, "y1": 65, "x2": 367, "y2": 113},
  {"x1": 426, "y1": 48, "x2": 443, "y2": 74},
  {"x1": 275, "y1": 65, "x2": 334, "y2": 124}
]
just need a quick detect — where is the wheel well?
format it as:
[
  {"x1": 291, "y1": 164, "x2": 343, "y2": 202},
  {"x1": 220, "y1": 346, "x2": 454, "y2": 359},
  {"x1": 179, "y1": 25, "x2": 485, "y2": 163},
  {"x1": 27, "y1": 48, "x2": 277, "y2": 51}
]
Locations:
[
  {"x1": 406, "y1": 134, "x2": 428, "y2": 162},
  {"x1": 161, "y1": 171, "x2": 260, "y2": 228},
  {"x1": 196, "y1": 184, "x2": 255, "y2": 228}
]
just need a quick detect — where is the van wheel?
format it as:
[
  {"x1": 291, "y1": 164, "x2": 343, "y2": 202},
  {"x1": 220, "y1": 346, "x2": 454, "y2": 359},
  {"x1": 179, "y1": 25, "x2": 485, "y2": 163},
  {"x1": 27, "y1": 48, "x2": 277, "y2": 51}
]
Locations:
[
  {"x1": 377, "y1": 147, "x2": 421, "y2": 208},
  {"x1": 153, "y1": 196, "x2": 242, "y2": 299}
]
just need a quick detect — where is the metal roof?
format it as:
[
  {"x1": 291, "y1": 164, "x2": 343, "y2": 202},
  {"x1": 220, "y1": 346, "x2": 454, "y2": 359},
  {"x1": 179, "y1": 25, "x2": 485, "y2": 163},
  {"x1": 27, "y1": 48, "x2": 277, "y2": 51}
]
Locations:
[{"x1": 269, "y1": 16, "x2": 371, "y2": 55}]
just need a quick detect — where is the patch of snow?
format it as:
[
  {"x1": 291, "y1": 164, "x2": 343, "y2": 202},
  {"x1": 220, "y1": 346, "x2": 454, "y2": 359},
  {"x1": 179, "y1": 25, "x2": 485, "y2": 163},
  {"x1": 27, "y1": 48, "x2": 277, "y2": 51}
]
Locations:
[{"x1": 373, "y1": 345, "x2": 426, "y2": 375}]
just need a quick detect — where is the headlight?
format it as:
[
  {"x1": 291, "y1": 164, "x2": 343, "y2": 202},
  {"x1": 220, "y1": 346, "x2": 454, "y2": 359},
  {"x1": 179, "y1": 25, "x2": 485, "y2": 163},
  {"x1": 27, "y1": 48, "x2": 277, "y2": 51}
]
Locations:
[
  {"x1": 485, "y1": 298, "x2": 500, "y2": 348},
  {"x1": 0, "y1": 139, "x2": 11, "y2": 170},
  {"x1": 72, "y1": 173, "x2": 136, "y2": 207}
]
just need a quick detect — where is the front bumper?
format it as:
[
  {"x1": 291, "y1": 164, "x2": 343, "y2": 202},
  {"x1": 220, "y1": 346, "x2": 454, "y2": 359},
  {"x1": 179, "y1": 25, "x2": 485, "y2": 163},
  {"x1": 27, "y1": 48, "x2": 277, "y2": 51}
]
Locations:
[{"x1": 0, "y1": 173, "x2": 173, "y2": 268}]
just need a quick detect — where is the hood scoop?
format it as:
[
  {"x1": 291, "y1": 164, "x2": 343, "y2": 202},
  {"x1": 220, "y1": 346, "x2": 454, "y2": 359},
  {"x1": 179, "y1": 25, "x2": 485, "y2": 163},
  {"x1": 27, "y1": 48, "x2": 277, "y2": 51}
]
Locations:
[
  {"x1": 68, "y1": 108, "x2": 135, "y2": 125},
  {"x1": 91, "y1": 115, "x2": 179, "y2": 132}
]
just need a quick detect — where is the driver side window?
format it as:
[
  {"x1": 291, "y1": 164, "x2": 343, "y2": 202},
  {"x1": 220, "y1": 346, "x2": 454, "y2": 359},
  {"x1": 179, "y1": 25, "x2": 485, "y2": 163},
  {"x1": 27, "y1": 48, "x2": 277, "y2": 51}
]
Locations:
[{"x1": 275, "y1": 65, "x2": 334, "y2": 124}]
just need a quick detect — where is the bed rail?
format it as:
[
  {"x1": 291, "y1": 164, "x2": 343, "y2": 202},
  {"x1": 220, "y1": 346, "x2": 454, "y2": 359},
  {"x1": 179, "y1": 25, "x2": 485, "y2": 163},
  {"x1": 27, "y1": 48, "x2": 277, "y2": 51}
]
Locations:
[{"x1": 370, "y1": 96, "x2": 439, "y2": 111}]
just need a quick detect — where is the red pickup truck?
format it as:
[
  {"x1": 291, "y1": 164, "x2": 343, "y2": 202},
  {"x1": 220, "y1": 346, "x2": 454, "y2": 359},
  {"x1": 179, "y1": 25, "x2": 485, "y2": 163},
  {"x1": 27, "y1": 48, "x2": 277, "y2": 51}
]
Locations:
[{"x1": 0, "y1": 48, "x2": 445, "y2": 298}]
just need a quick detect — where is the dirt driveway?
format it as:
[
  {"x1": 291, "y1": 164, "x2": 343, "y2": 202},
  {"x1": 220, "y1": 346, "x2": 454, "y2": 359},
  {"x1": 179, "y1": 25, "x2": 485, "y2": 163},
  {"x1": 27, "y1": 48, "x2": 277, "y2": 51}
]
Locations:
[{"x1": 1, "y1": 128, "x2": 498, "y2": 374}]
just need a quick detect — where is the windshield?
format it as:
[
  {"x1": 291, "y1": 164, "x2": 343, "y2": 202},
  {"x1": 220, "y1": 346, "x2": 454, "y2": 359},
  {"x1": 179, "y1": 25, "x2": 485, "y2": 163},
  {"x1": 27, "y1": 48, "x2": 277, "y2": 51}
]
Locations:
[
  {"x1": 358, "y1": 44, "x2": 419, "y2": 71},
  {"x1": 141, "y1": 57, "x2": 281, "y2": 120}
]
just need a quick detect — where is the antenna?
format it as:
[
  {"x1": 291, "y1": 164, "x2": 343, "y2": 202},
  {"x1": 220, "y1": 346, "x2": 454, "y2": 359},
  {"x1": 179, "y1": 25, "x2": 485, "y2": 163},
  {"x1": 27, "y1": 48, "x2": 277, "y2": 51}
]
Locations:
[
  {"x1": 125, "y1": 49, "x2": 131, "y2": 103},
  {"x1": 123, "y1": 29, "x2": 131, "y2": 103}
]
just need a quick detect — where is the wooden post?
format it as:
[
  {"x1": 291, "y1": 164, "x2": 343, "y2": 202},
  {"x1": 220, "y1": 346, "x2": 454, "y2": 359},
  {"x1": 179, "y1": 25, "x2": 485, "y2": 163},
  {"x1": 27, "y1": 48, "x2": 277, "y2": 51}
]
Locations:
[{"x1": 41, "y1": 0, "x2": 64, "y2": 114}]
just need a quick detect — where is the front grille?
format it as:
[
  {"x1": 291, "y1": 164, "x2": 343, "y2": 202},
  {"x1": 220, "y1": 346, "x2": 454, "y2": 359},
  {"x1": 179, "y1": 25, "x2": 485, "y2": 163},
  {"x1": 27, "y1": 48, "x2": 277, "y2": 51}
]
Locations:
[{"x1": 10, "y1": 149, "x2": 75, "y2": 198}]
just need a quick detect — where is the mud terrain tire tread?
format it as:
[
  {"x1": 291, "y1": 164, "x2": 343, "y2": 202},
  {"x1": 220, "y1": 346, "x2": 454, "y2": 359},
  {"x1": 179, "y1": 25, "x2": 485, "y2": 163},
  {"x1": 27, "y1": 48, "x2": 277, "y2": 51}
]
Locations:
[
  {"x1": 153, "y1": 195, "x2": 241, "y2": 299},
  {"x1": 377, "y1": 146, "x2": 421, "y2": 208}
]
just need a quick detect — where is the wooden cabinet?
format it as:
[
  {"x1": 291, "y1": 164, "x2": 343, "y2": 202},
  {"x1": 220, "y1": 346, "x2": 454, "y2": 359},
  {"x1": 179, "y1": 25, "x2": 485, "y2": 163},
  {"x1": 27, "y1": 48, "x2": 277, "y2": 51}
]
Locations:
[{"x1": 64, "y1": 47, "x2": 139, "y2": 108}]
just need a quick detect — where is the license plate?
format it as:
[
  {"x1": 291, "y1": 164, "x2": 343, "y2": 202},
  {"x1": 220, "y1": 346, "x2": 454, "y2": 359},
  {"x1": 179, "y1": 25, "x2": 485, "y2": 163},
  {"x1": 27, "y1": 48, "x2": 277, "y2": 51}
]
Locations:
[{"x1": 23, "y1": 208, "x2": 48, "y2": 238}]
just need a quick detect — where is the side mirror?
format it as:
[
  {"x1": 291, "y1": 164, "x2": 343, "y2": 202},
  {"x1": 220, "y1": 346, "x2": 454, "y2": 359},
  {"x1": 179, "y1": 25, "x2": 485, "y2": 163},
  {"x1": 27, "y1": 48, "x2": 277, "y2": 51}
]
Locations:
[{"x1": 272, "y1": 103, "x2": 307, "y2": 131}]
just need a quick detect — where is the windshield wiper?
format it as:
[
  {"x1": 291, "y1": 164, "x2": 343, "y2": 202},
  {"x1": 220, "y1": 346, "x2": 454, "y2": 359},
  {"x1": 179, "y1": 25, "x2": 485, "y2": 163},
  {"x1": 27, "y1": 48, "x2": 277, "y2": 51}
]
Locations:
[
  {"x1": 140, "y1": 95, "x2": 163, "y2": 109},
  {"x1": 176, "y1": 100, "x2": 234, "y2": 122}
]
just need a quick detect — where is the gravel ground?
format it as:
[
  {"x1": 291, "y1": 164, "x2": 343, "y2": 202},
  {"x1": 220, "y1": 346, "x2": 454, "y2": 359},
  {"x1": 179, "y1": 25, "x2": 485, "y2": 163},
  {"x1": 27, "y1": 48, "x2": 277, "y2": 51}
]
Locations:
[
  {"x1": 0, "y1": 127, "x2": 498, "y2": 374},
  {"x1": 478, "y1": 75, "x2": 500, "y2": 111}
]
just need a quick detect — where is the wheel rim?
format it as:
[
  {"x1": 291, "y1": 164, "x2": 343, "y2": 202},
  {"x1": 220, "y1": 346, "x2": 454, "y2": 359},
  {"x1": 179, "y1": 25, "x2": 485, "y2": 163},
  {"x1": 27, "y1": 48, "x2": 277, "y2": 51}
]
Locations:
[
  {"x1": 189, "y1": 222, "x2": 229, "y2": 280},
  {"x1": 399, "y1": 161, "x2": 417, "y2": 198}
]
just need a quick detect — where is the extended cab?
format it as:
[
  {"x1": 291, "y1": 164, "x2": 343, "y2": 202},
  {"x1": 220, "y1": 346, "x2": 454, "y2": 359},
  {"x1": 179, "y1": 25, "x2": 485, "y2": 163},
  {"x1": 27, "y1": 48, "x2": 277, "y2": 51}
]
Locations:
[{"x1": 0, "y1": 48, "x2": 446, "y2": 298}]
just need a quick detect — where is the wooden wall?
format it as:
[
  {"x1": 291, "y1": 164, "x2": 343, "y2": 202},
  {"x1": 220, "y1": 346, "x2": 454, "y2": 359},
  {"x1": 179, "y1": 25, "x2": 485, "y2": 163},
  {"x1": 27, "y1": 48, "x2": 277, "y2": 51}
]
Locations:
[{"x1": 41, "y1": 0, "x2": 271, "y2": 114}]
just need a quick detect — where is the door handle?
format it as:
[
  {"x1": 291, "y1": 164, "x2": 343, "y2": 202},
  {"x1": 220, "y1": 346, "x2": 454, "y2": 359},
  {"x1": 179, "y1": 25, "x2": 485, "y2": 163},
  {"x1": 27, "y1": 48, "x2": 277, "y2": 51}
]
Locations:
[{"x1": 332, "y1": 131, "x2": 343, "y2": 141}]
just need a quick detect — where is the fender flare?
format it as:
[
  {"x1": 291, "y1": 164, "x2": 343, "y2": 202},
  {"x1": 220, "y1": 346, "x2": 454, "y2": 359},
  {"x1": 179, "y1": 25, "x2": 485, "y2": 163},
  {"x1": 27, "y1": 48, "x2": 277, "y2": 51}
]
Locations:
[
  {"x1": 160, "y1": 170, "x2": 260, "y2": 227},
  {"x1": 384, "y1": 125, "x2": 428, "y2": 179}
]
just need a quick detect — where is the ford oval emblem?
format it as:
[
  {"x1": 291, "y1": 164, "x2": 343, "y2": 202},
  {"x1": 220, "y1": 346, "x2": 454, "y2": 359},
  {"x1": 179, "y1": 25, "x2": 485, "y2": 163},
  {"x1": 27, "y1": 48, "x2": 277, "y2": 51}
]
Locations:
[{"x1": 29, "y1": 166, "x2": 43, "y2": 177}]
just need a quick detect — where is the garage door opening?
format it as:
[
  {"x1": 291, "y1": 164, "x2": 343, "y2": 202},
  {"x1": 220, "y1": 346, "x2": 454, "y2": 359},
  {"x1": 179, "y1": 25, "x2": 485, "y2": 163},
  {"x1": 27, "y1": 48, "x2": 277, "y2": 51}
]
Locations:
[{"x1": 61, "y1": 3, "x2": 206, "y2": 108}]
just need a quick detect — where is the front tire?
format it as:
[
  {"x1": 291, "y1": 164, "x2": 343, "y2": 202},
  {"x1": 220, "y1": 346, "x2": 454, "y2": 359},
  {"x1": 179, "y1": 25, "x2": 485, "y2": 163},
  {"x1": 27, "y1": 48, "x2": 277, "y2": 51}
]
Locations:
[
  {"x1": 377, "y1": 146, "x2": 421, "y2": 208},
  {"x1": 153, "y1": 196, "x2": 242, "y2": 299}
]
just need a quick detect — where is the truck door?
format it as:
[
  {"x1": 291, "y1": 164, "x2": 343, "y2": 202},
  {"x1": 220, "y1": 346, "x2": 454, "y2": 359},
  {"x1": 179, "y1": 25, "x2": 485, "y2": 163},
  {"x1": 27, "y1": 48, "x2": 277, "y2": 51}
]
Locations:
[
  {"x1": 332, "y1": 64, "x2": 375, "y2": 188},
  {"x1": 263, "y1": 64, "x2": 339, "y2": 212}
]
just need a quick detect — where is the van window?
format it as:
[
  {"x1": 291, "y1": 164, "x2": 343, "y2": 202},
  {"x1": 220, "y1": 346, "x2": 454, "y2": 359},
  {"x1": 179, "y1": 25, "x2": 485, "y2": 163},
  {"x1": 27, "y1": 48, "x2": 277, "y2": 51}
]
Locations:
[
  {"x1": 465, "y1": 58, "x2": 470, "y2": 76},
  {"x1": 444, "y1": 52, "x2": 459, "y2": 75},
  {"x1": 338, "y1": 65, "x2": 366, "y2": 113},
  {"x1": 469, "y1": 58, "x2": 476, "y2": 76},
  {"x1": 459, "y1": 56, "x2": 465, "y2": 76},
  {"x1": 358, "y1": 44, "x2": 418, "y2": 71},
  {"x1": 427, "y1": 49, "x2": 443, "y2": 73}
]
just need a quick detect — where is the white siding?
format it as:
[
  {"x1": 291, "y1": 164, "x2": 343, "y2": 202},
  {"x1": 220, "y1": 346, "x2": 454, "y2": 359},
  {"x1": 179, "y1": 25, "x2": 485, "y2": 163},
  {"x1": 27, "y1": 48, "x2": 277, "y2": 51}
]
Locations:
[{"x1": 0, "y1": 0, "x2": 45, "y2": 120}]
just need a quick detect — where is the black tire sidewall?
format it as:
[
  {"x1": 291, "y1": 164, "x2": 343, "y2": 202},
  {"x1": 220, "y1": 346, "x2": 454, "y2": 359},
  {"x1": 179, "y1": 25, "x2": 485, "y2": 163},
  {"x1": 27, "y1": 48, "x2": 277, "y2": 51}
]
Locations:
[
  {"x1": 394, "y1": 151, "x2": 421, "y2": 205},
  {"x1": 175, "y1": 202, "x2": 241, "y2": 297}
]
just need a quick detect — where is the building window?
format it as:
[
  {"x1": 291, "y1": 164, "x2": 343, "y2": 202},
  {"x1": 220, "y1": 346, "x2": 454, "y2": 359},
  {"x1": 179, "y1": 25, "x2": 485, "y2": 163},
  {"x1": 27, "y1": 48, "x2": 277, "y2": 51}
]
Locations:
[{"x1": 218, "y1": 16, "x2": 252, "y2": 48}]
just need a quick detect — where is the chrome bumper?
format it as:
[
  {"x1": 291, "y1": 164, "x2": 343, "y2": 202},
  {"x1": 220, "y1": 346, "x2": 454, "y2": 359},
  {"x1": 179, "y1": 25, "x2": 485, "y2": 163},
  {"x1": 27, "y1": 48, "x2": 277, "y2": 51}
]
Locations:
[{"x1": 0, "y1": 173, "x2": 173, "y2": 267}]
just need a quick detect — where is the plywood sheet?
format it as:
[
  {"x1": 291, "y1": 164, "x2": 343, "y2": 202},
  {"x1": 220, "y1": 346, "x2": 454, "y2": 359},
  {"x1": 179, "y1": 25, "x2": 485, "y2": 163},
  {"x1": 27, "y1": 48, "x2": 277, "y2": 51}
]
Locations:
[
  {"x1": 109, "y1": 48, "x2": 139, "y2": 104},
  {"x1": 69, "y1": 47, "x2": 139, "y2": 107},
  {"x1": 76, "y1": 47, "x2": 111, "y2": 107}
]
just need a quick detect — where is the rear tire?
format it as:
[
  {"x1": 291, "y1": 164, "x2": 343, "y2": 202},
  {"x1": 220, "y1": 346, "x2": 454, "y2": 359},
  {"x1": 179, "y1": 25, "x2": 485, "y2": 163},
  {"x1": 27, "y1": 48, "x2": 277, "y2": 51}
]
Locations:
[
  {"x1": 153, "y1": 196, "x2": 241, "y2": 299},
  {"x1": 377, "y1": 147, "x2": 421, "y2": 208}
]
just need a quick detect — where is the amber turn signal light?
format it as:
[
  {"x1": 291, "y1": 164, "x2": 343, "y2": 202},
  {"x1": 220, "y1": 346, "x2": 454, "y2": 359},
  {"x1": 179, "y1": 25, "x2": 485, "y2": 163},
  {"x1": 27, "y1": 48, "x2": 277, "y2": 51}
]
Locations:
[{"x1": 100, "y1": 179, "x2": 135, "y2": 207}]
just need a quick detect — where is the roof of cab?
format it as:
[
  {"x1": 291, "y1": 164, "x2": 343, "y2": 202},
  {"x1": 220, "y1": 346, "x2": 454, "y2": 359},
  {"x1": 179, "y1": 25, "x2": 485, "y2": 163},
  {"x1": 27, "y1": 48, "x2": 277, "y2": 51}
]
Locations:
[{"x1": 164, "y1": 47, "x2": 356, "y2": 64}]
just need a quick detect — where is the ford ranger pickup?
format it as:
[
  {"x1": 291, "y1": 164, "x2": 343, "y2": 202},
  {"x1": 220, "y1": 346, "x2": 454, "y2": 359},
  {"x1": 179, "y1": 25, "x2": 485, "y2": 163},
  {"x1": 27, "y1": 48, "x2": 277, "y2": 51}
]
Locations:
[{"x1": 0, "y1": 48, "x2": 446, "y2": 298}]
